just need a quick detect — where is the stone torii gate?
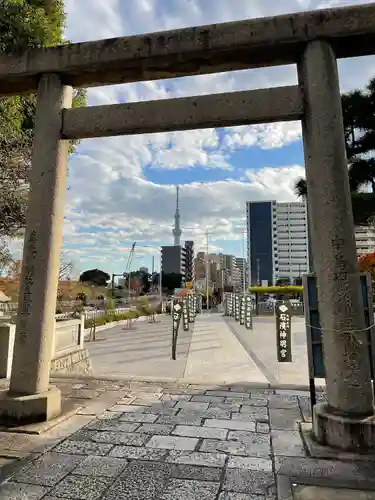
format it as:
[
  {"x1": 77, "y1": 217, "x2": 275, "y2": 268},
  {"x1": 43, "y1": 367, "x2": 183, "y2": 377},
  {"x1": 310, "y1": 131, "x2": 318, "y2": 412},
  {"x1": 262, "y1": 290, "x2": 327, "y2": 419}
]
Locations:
[{"x1": 1, "y1": 3, "x2": 375, "y2": 450}]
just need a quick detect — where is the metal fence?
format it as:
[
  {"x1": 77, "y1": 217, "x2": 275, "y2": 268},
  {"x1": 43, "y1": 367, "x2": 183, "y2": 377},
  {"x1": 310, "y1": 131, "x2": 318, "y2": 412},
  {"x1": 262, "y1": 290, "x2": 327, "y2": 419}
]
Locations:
[
  {"x1": 254, "y1": 301, "x2": 304, "y2": 316},
  {"x1": 55, "y1": 307, "x2": 130, "y2": 321}
]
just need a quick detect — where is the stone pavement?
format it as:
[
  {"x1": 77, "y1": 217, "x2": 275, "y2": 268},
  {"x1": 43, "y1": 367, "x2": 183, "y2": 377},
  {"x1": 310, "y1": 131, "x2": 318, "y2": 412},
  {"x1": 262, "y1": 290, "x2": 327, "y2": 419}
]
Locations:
[{"x1": 0, "y1": 376, "x2": 375, "y2": 499}]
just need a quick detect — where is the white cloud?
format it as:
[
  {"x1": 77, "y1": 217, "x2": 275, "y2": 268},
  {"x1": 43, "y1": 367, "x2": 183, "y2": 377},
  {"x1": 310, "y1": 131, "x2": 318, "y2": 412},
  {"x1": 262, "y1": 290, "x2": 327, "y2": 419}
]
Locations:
[{"x1": 12, "y1": 1, "x2": 375, "y2": 272}]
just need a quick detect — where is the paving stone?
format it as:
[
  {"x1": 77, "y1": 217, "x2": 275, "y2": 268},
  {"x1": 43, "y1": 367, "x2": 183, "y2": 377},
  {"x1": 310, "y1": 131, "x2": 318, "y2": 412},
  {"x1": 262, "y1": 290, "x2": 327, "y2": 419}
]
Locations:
[
  {"x1": 223, "y1": 469, "x2": 276, "y2": 495},
  {"x1": 49, "y1": 474, "x2": 111, "y2": 500},
  {"x1": 271, "y1": 430, "x2": 306, "y2": 457},
  {"x1": 206, "y1": 391, "x2": 250, "y2": 399},
  {"x1": 299, "y1": 398, "x2": 312, "y2": 422},
  {"x1": 170, "y1": 464, "x2": 222, "y2": 482},
  {"x1": 0, "y1": 433, "x2": 43, "y2": 453},
  {"x1": 180, "y1": 408, "x2": 231, "y2": 419},
  {"x1": 240, "y1": 398, "x2": 269, "y2": 407},
  {"x1": 209, "y1": 402, "x2": 241, "y2": 411},
  {"x1": 160, "y1": 478, "x2": 220, "y2": 499},
  {"x1": 91, "y1": 431, "x2": 150, "y2": 446},
  {"x1": 250, "y1": 389, "x2": 272, "y2": 398},
  {"x1": 227, "y1": 456, "x2": 272, "y2": 472},
  {"x1": 115, "y1": 396, "x2": 135, "y2": 405},
  {"x1": 53, "y1": 440, "x2": 113, "y2": 456},
  {"x1": 204, "y1": 419, "x2": 256, "y2": 432},
  {"x1": 85, "y1": 419, "x2": 140, "y2": 432},
  {"x1": 68, "y1": 429, "x2": 97, "y2": 441},
  {"x1": 166, "y1": 450, "x2": 227, "y2": 467},
  {"x1": 273, "y1": 456, "x2": 375, "y2": 485},
  {"x1": 228, "y1": 385, "x2": 253, "y2": 393},
  {"x1": 274, "y1": 389, "x2": 309, "y2": 398},
  {"x1": 269, "y1": 408, "x2": 301, "y2": 430},
  {"x1": 227, "y1": 430, "x2": 271, "y2": 456},
  {"x1": 132, "y1": 395, "x2": 164, "y2": 405},
  {"x1": 235, "y1": 408, "x2": 268, "y2": 420},
  {"x1": 109, "y1": 404, "x2": 145, "y2": 413},
  {"x1": 191, "y1": 395, "x2": 226, "y2": 404},
  {"x1": 109, "y1": 445, "x2": 168, "y2": 461},
  {"x1": 119, "y1": 413, "x2": 158, "y2": 423},
  {"x1": 98, "y1": 411, "x2": 122, "y2": 420},
  {"x1": 269, "y1": 394, "x2": 299, "y2": 409},
  {"x1": 101, "y1": 460, "x2": 172, "y2": 500},
  {"x1": 72, "y1": 455, "x2": 128, "y2": 477},
  {"x1": 69, "y1": 388, "x2": 98, "y2": 400},
  {"x1": 200, "y1": 438, "x2": 260, "y2": 457},
  {"x1": 11, "y1": 452, "x2": 84, "y2": 486},
  {"x1": 0, "y1": 482, "x2": 49, "y2": 500},
  {"x1": 175, "y1": 401, "x2": 210, "y2": 411},
  {"x1": 141, "y1": 401, "x2": 176, "y2": 412},
  {"x1": 172, "y1": 425, "x2": 228, "y2": 440},
  {"x1": 146, "y1": 435, "x2": 198, "y2": 451},
  {"x1": 256, "y1": 422, "x2": 270, "y2": 434},
  {"x1": 157, "y1": 415, "x2": 203, "y2": 425},
  {"x1": 162, "y1": 394, "x2": 192, "y2": 402},
  {"x1": 143, "y1": 407, "x2": 178, "y2": 416},
  {"x1": 219, "y1": 492, "x2": 265, "y2": 499},
  {"x1": 136, "y1": 423, "x2": 174, "y2": 435}
]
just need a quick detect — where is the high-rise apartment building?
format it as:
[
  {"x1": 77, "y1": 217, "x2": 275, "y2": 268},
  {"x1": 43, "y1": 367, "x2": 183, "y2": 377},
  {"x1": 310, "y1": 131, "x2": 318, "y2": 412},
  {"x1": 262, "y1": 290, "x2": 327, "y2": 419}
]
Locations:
[
  {"x1": 184, "y1": 241, "x2": 195, "y2": 283},
  {"x1": 355, "y1": 226, "x2": 375, "y2": 255},
  {"x1": 246, "y1": 200, "x2": 309, "y2": 285},
  {"x1": 235, "y1": 257, "x2": 247, "y2": 291},
  {"x1": 161, "y1": 245, "x2": 186, "y2": 278}
]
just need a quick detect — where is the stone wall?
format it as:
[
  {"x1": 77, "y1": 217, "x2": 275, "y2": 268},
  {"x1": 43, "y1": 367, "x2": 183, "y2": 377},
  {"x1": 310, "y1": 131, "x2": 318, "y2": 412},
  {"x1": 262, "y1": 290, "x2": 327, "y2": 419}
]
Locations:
[{"x1": 50, "y1": 348, "x2": 93, "y2": 376}]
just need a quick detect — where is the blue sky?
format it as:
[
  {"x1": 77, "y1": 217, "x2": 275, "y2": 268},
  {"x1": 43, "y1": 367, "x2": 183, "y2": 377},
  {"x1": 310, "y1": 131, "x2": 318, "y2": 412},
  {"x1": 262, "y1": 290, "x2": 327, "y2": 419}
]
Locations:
[{"x1": 36, "y1": 0, "x2": 375, "y2": 277}]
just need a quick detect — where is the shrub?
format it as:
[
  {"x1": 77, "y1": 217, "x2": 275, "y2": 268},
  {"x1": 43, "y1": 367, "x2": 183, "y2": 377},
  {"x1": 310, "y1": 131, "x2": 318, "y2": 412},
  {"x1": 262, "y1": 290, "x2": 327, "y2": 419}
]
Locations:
[{"x1": 84, "y1": 316, "x2": 107, "y2": 329}]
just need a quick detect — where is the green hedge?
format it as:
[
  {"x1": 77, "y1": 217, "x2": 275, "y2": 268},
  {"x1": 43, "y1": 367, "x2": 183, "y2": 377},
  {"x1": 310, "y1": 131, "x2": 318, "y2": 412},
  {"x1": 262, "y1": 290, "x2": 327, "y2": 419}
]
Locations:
[{"x1": 84, "y1": 306, "x2": 159, "y2": 329}]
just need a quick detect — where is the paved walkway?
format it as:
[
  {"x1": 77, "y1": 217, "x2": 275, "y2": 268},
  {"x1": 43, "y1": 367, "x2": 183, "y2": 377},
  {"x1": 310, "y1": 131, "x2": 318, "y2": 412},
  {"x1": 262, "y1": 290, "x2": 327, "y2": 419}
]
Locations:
[
  {"x1": 183, "y1": 314, "x2": 268, "y2": 384},
  {"x1": 87, "y1": 316, "x2": 193, "y2": 379},
  {"x1": 227, "y1": 315, "x2": 311, "y2": 386},
  {"x1": 1, "y1": 376, "x2": 375, "y2": 499},
  {"x1": 87, "y1": 313, "x2": 274, "y2": 384}
]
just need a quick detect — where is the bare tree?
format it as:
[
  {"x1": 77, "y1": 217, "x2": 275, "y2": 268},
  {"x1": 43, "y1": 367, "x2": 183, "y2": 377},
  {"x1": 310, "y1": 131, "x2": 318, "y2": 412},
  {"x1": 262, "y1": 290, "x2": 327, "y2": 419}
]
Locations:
[
  {"x1": 59, "y1": 252, "x2": 74, "y2": 281},
  {"x1": 0, "y1": 241, "x2": 12, "y2": 276}
]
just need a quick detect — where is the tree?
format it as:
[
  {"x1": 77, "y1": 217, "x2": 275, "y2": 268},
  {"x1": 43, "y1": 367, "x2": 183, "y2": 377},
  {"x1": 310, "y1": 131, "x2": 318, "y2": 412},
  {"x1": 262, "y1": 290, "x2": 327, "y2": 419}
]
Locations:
[
  {"x1": 59, "y1": 251, "x2": 74, "y2": 281},
  {"x1": 295, "y1": 76, "x2": 375, "y2": 225},
  {"x1": 358, "y1": 252, "x2": 375, "y2": 278},
  {"x1": 139, "y1": 270, "x2": 151, "y2": 294},
  {"x1": 0, "y1": 0, "x2": 86, "y2": 239},
  {"x1": 161, "y1": 273, "x2": 183, "y2": 292},
  {"x1": 79, "y1": 269, "x2": 110, "y2": 287},
  {"x1": 0, "y1": 242, "x2": 12, "y2": 275}
]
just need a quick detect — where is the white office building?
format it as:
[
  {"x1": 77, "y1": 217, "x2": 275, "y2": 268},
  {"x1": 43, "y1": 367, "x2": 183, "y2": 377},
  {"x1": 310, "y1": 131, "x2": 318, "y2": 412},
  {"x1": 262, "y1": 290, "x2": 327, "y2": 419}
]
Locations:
[
  {"x1": 246, "y1": 200, "x2": 309, "y2": 285},
  {"x1": 355, "y1": 226, "x2": 375, "y2": 255}
]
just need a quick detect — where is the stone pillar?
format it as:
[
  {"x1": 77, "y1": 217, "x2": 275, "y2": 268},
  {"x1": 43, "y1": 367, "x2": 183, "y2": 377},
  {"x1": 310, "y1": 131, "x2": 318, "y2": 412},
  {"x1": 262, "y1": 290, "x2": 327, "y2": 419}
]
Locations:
[
  {"x1": 0, "y1": 74, "x2": 72, "y2": 425},
  {"x1": 298, "y1": 41, "x2": 375, "y2": 450}
]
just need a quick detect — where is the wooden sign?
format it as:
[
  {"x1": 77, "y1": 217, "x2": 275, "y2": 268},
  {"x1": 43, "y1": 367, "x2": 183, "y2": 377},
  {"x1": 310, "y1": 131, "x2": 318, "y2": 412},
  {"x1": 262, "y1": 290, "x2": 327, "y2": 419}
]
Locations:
[
  {"x1": 182, "y1": 298, "x2": 189, "y2": 331},
  {"x1": 245, "y1": 296, "x2": 253, "y2": 330},
  {"x1": 240, "y1": 296, "x2": 245, "y2": 325},
  {"x1": 172, "y1": 301, "x2": 182, "y2": 360},
  {"x1": 276, "y1": 302, "x2": 292, "y2": 362},
  {"x1": 234, "y1": 294, "x2": 240, "y2": 321}
]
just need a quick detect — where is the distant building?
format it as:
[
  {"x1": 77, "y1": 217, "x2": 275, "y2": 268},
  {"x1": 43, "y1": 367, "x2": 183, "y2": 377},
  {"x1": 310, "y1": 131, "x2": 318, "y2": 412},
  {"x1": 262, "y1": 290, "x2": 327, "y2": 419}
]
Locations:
[
  {"x1": 235, "y1": 257, "x2": 247, "y2": 291},
  {"x1": 184, "y1": 241, "x2": 194, "y2": 283},
  {"x1": 161, "y1": 245, "x2": 186, "y2": 278},
  {"x1": 355, "y1": 226, "x2": 375, "y2": 255},
  {"x1": 246, "y1": 200, "x2": 309, "y2": 285},
  {"x1": 194, "y1": 252, "x2": 242, "y2": 291}
]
